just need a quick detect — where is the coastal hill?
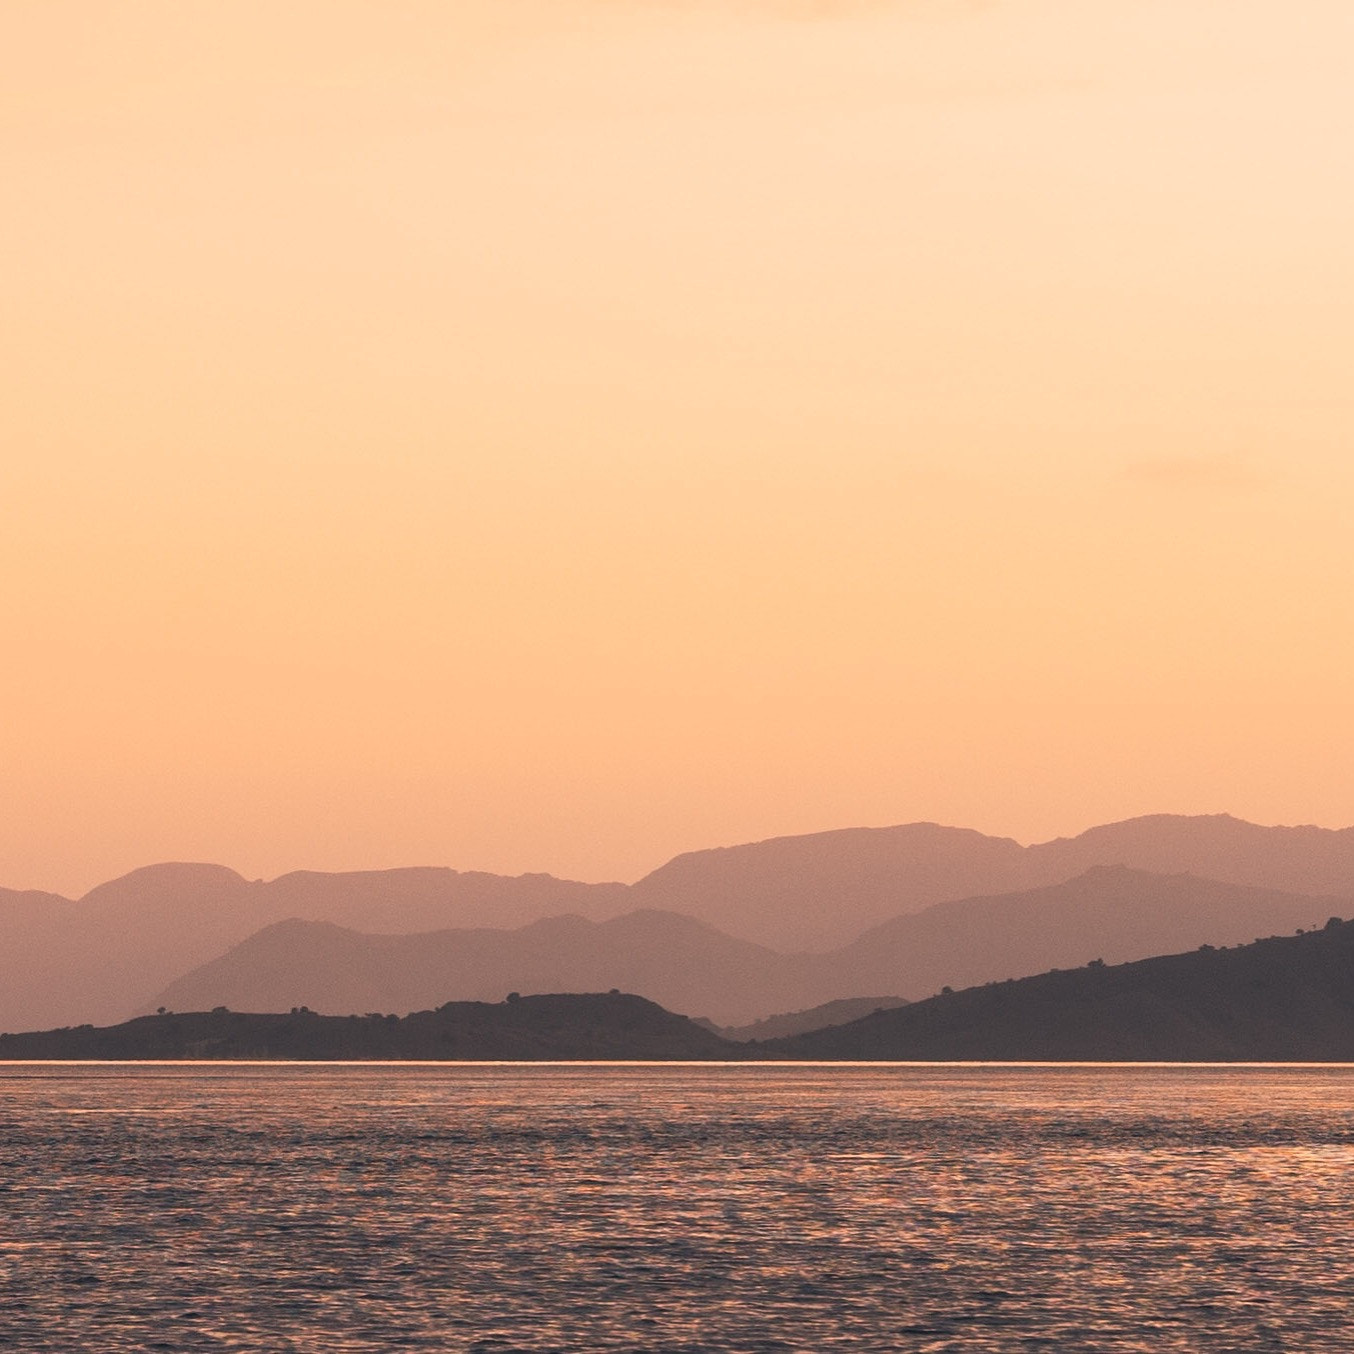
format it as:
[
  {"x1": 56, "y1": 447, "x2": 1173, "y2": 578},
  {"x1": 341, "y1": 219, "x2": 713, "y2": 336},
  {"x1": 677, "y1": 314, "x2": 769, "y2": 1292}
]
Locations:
[
  {"x1": 816, "y1": 866, "x2": 1345, "y2": 999},
  {"x1": 771, "y1": 916, "x2": 1354, "y2": 1061},
  {"x1": 0, "y1": 992, "x2": 735, "y2": 1061},
  {"x1": 10, "y1": 917, "x2": 1354, "y2": 1061},
  {"x1": 0, "y1": 864, "x2": 626, "y2": 1032},
  {"x1": 708, "y1": 996, "x2": 910, "y2": 1043},
  {"x1": 146, "y1": 869, "x2": 1345, "y2": 1028},
  {"x1": 145, "y1": 909, "x2": 804, "y2": 1028},
  {"x1": 4, "y1": 814, "x2": 1354, "y2": 1032}
]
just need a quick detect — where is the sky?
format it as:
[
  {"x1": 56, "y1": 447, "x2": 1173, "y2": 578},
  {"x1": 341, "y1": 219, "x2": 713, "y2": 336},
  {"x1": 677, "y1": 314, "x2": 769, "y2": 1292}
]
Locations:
[{"x1": 3, "y1": 0, "x2": 1353, "y2": 896}]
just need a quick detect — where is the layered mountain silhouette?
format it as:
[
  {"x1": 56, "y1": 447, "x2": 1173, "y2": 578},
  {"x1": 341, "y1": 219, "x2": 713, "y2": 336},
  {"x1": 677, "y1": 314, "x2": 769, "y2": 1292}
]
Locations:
[
  {"x1": 813, "y1": 867, "x2": 1346, "y2": 999},
  {"x1": 631, "y1": 814, "x2": 1354, "y2": 949},
  {"x1": 10, "y1": 918, "x2": 1354, "y2": 1061},
  {"x1": 5, "y1": 814, "x2": 1354, "y2": 1032},
  {"x1": 0, "y1": 864, "x2": 624, "y2": 1032},
  {"x1": 145, "y1": 868, "x2": 1346, "y2": 1027},
  {"x1": 146, "y1": 910, "x2": 802, "y2": 1027},
  {"x1": 709, "y1": 996, "x2": 909, "y2": 1043},
  {"x1": 628, "y1": 823, "x2": 1028, "y2": 950},
  {"x1": 771, "y1": 916, "x2": 1354, "y2": 1061}
]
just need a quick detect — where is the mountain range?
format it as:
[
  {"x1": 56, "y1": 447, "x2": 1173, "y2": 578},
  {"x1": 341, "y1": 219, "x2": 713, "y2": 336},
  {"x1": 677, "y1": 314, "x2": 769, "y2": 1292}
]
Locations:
[
  {"x1": 630, "y1": 814, "x2": 1354, "y2": 948},
  {"x1": 4, "y1": 814, "x2": 1354, "y2": 1032},
  {"x1": 147, "y1": 867, "x2": 1345, "y2": 1026},
  {"x1": 148, "y1": 909, "x2": 797, "y2": 1028},
  {"x1": 0, "y1": 864, "x2": 623, "y2": 1032},
  {"x1": 8, "y1": 915, "x2": 1354, "y2": 1062}
]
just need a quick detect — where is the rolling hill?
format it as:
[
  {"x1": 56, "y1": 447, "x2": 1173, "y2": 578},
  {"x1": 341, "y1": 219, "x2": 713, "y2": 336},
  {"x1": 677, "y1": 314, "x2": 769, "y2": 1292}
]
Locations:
[
  {"x1": 0, "y1": 864, "x2": 625, "y2": 1032},
  {"x1": 142, "y1": 869, "x2": 1347, "y2": 1027},
  {"x1": 771, "y1": 916, "x2": 1354, "y2": 1061},
  {"x1": 12, "y1": 918, "x2": 1354, "y2": 1062},
  {"x1": 6, "y1": 814, "x2": 1354, "y2": 1031},
  {"x1": 818, "y1": 866, "x2": 1347, "y2": 999},
  {"x1": 631, "y1": 814, "x2": 1354, "y2": 950},
  {"x1": 0, "y1": 992, "x2": 734, "y2": 1061},
  {"x1": 145, "y1": 909, "x2": 806, "y2": 1027}
]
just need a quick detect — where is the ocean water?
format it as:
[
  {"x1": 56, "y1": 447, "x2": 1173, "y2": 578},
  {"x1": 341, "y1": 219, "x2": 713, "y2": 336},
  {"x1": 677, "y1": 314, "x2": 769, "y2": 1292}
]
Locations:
[{"x1": 4, "y1": 1063, "x2": 1354, "y2": 1351}]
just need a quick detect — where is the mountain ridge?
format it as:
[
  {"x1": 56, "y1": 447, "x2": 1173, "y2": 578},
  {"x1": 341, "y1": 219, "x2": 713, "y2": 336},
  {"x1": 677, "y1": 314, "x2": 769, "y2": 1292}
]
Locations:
[
  {"x1": 145, "y1": 867, "x2": 1350, "y2": 1028},
  {"x1": 770, "y1": 914, "x2": 1354, "y2": 1061},
  {"x1": 11, "y1": 915, "x2": 1354, "y2": 1062},
  {"x1": 6, "y1": 813, "x2": 1354, "y2": 1031},
  {"x1": 145, "y1": 908, "x2": 802, "y2": 1027}
]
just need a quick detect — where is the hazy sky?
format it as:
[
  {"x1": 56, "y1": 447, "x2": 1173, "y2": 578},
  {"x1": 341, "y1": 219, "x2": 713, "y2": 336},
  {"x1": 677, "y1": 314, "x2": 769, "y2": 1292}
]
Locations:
[{"x1": 4, "y1": 1, "x2": 1352, "y2": 895}]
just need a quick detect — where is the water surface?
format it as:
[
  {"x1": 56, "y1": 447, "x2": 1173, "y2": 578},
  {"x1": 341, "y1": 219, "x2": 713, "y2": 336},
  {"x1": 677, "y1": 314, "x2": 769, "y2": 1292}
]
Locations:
[{"x1": 4, "y1": 1062, "x2": 1354, "y2": 1350}]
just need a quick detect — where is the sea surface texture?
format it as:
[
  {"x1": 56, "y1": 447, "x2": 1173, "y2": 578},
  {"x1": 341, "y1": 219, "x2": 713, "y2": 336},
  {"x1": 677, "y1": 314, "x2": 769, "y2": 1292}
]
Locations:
[{"x1": 4, "y1": 1063, "x2": 1353, "y2": 1351}]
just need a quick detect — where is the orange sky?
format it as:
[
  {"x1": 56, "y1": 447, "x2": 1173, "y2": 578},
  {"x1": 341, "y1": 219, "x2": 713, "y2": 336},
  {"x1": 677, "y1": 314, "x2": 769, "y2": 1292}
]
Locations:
[{"x1": 3, "y1": 1, "x2": 1352, "y2": 896}]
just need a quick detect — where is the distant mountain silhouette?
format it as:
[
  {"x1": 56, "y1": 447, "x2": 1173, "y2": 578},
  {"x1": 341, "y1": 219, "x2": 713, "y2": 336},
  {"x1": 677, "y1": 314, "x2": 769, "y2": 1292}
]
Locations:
[
  {"x1": 630, "y1": 815, "x2": 1354, "y2": 950},
  {"x1": 818, "y1": 866, "x2": 1348, "y2": 999},
  {"x1": 0, "y1": 885, "x2": 73, "y2": 913},
  {"x1": 630, "y1": 823, "x2": 1029, "y2": 950},
  {"x1": 146, "y1": 910, "x2": 806, "y2": 1027},
  {"x1": 141, "y1": 869, "x2": 1346, "y2": 1027},
  {"x1": 6, "y1": 814, "x2": 1354, "y2": 1031},
  {"x1": 14, "y1": 918, "x2": 1354, "y2": 1061},
  {"x1": 0, "y1": 992, "x2": 734, "y2": 1061},
  {"x1": 1027, "y1": 814, "x2": 1354, "y2": 899},
  {"x1": 771, "y1": 915, "x2": 1354, "y2": 1061},
  {"x1": 0, "y1": 864, "x2": 626, "y2": 1032},
  {"x1": 710, "y1": 996, "x2": 909, "y2": 1043}
]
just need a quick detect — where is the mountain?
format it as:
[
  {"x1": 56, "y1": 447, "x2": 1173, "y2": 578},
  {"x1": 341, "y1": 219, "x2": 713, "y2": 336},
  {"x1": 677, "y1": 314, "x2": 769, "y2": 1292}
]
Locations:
[
  {"x1": 629, "y1": 814, "x2": 1354, "y2": 950},
  {"x1": 1028, "y1": 814, "x2": 1354, "y2": 899},
  {"x1": 770, "y1": 916, "x2": 1354, "y2": 1061},
  {"x1": 7, "y1": 813, "x2": 1354, "y2": 1031},
  {"x1": 145, "y1": 910, "x2": 808, "y2": 1027},
  {"x1": 711, "y1": 996, "x2": 909, "y2": 1043},
  {"x1": 629, "y1": 823, "x2": 1028, "y2": 950},
  {"x1": 818, "y1": 866, "x2": 1348, "y2": 999},
  {"x1": 0, "y1": 992, "x2": 735, "y2": 1061},
  {"x1": 142, "y1": 869, "x2": 1347, "y2": 1027},
  {"x1": 0, "y1": 864, "x2": 626, "y2": 1033},
  {"x1": 0, "y1": 885, "x2": 75, "y2": 915},
  {"x1": 17, "y1": 915, "x2": 1354, "y2": 1062}
]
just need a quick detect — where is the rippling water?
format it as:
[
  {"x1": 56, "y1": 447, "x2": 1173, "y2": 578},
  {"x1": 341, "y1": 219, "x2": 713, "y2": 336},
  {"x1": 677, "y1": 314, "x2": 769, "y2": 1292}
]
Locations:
[{"x1": 4, "y1": 1063, "x2": 1354, "y2": 1350}]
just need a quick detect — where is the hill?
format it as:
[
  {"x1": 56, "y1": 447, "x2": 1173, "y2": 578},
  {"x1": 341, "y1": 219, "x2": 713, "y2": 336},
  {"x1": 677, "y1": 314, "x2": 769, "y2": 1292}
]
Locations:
[
  {"x1": 144, "y1": 869, "x2": 1344, "y2": 1028},
  {"x1": 631, "y1": 814, "x2": 1354, "y2": 950},
  {"x1": 819, "y1": 866, "x2": 1347, "y2": 999},
  {"x1": 0, "y1": 992, "x2": 735, "y2": 1061},
  {"x1": 771, "y1": 916, "x2": 1354, "y2": 1061},
  {"x1": 145, "y1": 909, "x2": 807, "y2": 1027},
  {"x1": 630, "y1": 823, "x2": 1027, "y2": 950},
  {"x1": 6, "y1": 813, "x2": 1354, "y2": 1031},
  {"x1": 1027, "y1": 814, "x2": 1354, "y2": 898},
  {"x1": 0, "y1": 864, "x2": 625, "y2": 1032},
  {"x1": 711, "y1": 996, "x2": 909, "y2": 1042},
  {"x1": 14, "y1": 918, "x2": 1354, "y2": 1062}
]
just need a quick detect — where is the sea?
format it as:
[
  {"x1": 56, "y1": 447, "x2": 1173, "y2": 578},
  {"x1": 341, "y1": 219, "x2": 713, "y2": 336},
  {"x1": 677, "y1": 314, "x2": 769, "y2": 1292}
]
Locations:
[{"x1": 3, "y1": 1062, "x2": 1353, "y2": 1351}]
